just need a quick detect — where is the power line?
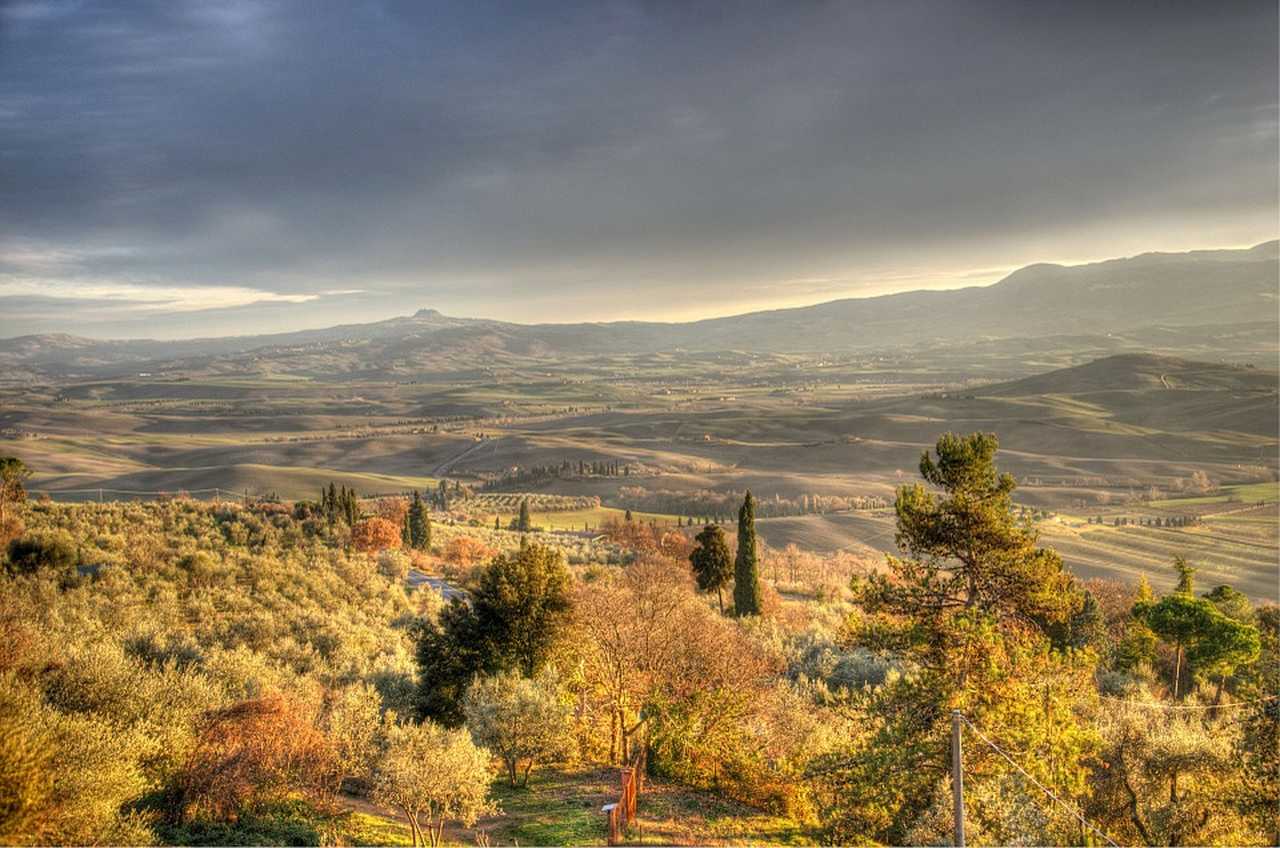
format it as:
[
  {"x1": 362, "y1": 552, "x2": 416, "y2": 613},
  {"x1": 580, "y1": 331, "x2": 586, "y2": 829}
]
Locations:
[{"x1": 958, "y1": 713, "x2": 1120, "y2": 848}]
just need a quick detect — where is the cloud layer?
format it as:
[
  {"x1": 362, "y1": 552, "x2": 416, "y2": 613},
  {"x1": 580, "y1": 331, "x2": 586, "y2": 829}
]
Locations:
[{"x1": 1, "y1": 0, "x2": 1276, "y2": 338}]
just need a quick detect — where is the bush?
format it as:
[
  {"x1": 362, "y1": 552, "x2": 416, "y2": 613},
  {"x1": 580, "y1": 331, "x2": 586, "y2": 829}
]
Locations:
[{"x1": 5, "y1": 530, "x2": 77, "y2": 575}]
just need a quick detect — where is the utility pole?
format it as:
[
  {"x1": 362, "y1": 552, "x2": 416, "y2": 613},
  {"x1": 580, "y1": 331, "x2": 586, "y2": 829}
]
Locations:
[{"x1": 952, "y1": 709, "x2": 965, "y2": 848}]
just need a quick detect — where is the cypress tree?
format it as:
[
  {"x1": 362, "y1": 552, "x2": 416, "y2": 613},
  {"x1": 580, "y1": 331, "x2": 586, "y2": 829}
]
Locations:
[
  {"x1": 349, "y1": 488, "x2": 360, "y2": 525},
  {"x1": 733, "y1": 491, "x2": 762, "y2": 616},
  {"x1": 517, "y1": 498, "x2": 531, "y2": 533},
  {"x1": 409, "y1": 490, "x2": 431, "y2": 550}
]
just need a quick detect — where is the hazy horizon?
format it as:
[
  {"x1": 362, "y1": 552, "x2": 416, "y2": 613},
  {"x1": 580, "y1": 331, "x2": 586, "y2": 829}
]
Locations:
[{"x1": 2, "y1": 237, "x2": 1276, "y2": 342}]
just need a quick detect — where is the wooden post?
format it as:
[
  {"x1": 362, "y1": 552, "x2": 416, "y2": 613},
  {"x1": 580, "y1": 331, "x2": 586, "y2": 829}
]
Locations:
[{"x1": 952, "y1": 710, "x2": 965, "y2": 848}]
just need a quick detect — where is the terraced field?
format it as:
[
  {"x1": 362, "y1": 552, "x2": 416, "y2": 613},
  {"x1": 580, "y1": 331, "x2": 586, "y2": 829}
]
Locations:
[
  {"x1": 1041, "y1": 511, "x2": 1276, "y2": 599},
  {"x1": 757, "y1": 499, "x2": 1278, "y2": 602}
]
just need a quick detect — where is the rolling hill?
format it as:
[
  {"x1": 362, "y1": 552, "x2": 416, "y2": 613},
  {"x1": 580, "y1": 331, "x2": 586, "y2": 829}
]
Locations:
[{"x1": 1, "y1": 241, "x2": 1275, "y2": 381}]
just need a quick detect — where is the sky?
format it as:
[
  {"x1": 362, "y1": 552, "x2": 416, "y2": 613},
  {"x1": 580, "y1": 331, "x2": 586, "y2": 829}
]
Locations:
[{"x1": 1, "y1": 0, "x2": 1276, "y2": 339}]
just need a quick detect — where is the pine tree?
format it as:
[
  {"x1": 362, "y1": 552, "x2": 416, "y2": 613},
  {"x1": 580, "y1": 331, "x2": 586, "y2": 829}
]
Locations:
[{"x1": 732, "y1": 492, "x2": 762, "y2": 616}]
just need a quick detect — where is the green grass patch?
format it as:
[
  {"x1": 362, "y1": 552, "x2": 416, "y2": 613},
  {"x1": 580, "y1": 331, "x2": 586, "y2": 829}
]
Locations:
[
  {"x1": 341, "y1": 811, "x2": 415, "y2": 847},
  {"x1": 1148, "y1": 481, "x2": 1279, "y2": 508}
]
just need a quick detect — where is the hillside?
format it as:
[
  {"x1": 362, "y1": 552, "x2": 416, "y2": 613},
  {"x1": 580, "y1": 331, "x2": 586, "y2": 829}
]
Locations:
[
  {"x1": 984, "y1": 353, "x2": 1278, "y2": 395},
  {"x1": 1, "y1": 242, "x2": 1275, "y2": 381}
]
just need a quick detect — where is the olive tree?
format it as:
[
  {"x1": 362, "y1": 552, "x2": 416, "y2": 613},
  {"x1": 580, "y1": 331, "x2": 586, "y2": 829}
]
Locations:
[
  {"x1": 371, "y1": 721, "x2": 495, "y2": 848},
  {"x1": 464, "y1": 669, "x2": 572, "y2": 786}
]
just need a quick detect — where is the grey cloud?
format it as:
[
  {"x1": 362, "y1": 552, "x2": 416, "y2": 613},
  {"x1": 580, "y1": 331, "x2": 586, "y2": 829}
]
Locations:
[{"x1": 0, "y1": 0, "x2": 1275, "y2": 336}]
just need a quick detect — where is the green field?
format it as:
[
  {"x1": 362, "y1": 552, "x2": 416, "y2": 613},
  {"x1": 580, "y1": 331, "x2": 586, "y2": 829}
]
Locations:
[
  {"x1": 530, "y1": 506, "x2": 684, "y2": 532},
  {"x1": 1147, "y1": 481, "x2": 1280, "y2": 507}
]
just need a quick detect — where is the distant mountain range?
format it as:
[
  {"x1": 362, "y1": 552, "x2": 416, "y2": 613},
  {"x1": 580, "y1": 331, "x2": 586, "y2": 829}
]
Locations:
[{"x1": 2, "y1": 240, "x2": 1275, "y2": 380}]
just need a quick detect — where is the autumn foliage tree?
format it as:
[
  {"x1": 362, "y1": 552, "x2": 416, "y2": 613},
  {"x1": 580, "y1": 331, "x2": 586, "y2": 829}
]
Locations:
[
  {"x1": 351, "y1": 517, "x2": 402, "y2": 554},
  {"x1": 444, "y1": 535, "x2": 495, "y2": 569}
]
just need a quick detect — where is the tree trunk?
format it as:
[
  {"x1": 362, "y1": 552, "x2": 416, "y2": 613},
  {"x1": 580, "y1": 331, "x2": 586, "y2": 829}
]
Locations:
[
  {"x1": 610, "y1": 707, "x2": 620, "y2": 763},
  {"x1": 716, "y1": 587, "x2": 723, "y2": 614},
  {"x1": 402, "y1": 807, "x2": 419, "y2": 848},
  {"x1": 1173, "y1": 644, "x2": 1184, "y2": 699}
]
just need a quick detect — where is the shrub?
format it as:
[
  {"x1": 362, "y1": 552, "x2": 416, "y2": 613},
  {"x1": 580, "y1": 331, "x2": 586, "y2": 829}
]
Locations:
[
  {"x1": 176, "y1": 693, "x2": 336, "y2": 822},
  {"x1": 5, "y1": 530, "x2": 77, "y2": 576}
]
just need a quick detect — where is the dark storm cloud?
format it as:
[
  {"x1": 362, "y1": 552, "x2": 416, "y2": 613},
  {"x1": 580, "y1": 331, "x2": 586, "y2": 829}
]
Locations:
[{"x1": 1, "y1": 0, "x2": 1276, "y2": 337}]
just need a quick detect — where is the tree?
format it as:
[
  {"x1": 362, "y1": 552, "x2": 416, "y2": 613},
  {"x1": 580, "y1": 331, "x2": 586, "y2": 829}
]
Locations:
[
  {"x1": 1173, "y1": 555, "x2": 1196, "y2": 595},
  {"x1": 371, "y1": 721, "x2": 495, "y2": 848},
  {"x1": 0, "y1": 687, "x2": 52, "y2": 844},
  {"x1": 732, "y1": 492, "x2": 762, "y2": 616},
  {"x1": 516, "y1": 499, "x2": 531, "y2": 533},
  {"x1": 574, "y1": 559, "x2": 778, "y2": 770},
  {"x1": 1090, "y1": 698, "x2": 1255, "y2": 846},
  {"x1": 322, "y1": 683, "x2": 385, "y2": 795},
  {"x1": 1134, "y1": 559, "x2": 1261, "y2": 700},
  {"x1": 1204, "y1": 584, "x2": 1253, "y2": 624},
  {"x1": 864, "y1": 433, "x2": 1077, "y2": 632},
  {"x1": 0, "y1": 457, "x2": 31, "y2": 525},
  {"x1": 689, "y1": 524, "x2": 732, "y2": 613},
  {"x1": 1234, "y1": 604, "x2": 1279, "y2": 843},
  {"x1": 814, "y1": 433, "x2": 1093, "y2": 844},
  {"x1": 416, "y1": 544, "x2": 572, "y2": 724},
  {"x1": 1114, "y1": 575, "x2": 1159, "y2": 674},
  {"x1": 351, "y1": 517, "x2": 401, "y2": 554},
  {"x1": 408, "y1": 491, "x2": 431, "y2": 551},
  {"x1": 416, "y1": 600, "x2": 490, "y2": 727},
  {"x1": 473, "y1": 544, "x2": 572, "y2": 676},
  {"x1": 444, "y1": 536, "x2": 494, "y2": 569},
  {"x1": 464, "y1": 670, "x2": 573, "y2": 786}
]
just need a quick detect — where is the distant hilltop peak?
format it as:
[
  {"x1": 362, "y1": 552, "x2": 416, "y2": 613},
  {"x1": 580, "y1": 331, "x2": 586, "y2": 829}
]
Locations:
[{"x1": 413, "y1": 308, "x2": 443, "y2": 318}]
